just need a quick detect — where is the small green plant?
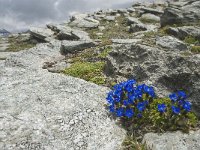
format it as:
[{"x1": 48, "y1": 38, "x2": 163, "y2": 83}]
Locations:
[
  {"x1": 122, "y1": 135, "x2": 146, "y2": 150},
  {"x1": 98, "y1": 46, "x2": 112, "y2": 58},
  {"x1": 191, "y1": 46, "x2": 200, "y2": 53},
  {"x1": 184, "y1": 36, "x2": 199, "y2": 45},
  {"x1": 63, "y1": 61, "x2": 106, "y2": 85}
]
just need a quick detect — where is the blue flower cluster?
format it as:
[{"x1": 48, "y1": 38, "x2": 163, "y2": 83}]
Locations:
[
  {"x1": 169, "y1": 91, "x2": 191, "y2": 114},
  {"x1": 106, "y1": 79, "x2": 155, "y2": 118},
  {"x1": 157, "y1": 91, "x2": 192, "y2": 114}
]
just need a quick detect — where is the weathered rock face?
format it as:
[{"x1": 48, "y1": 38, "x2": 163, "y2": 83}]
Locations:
[
  {"x1": 70, "y1": 14, "x2": 100, "y2": 29},
  {"x1": 167, "y1": 26, "x2": 200, "y2": 40},
  {"x1": 156, "y1": 36, "x2": 188, "y2": 51},
  {"x1": 105, "y1": 43, "x2": 200, "y2": 116},
  {"x1": 161, "y1": 0, "x2": 200, "y2": 27},
  {"x1": 140, "y1": 13, "x2": 160, "y2": 22},
  {"x1": 60, "y1": 40, "x2": 96, "y2": 54},
  {"x1": 29, "y1": 27, "x2": 54, "y2": 42},
  {"x1": 140, "y1": 7, "x2": 164, "y2": 16},
  {"x1": 143, "y1": 130, "x2": 200, "y2": 150},
  {"x1": 0, "y1": 41, "x2": 126, "y2": 149}
]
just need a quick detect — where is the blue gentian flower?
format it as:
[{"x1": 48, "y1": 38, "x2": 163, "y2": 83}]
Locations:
[
  {"x1": 116, "y1": 108, "x2": 124, "y2": 117},
  {"x1": 183, "y1": 101, "x2": 191, "y2": 112},
  {"x1": 114, "y1": 96, "x2": 121, "y2": 103},
  {"x1": 178, "y1": 100, "x2": 184, "y2": 106},
  {"x1": 137, "y1": 113, "x2": 142, "y2": 118},
  {"x1": 169, "y1": 93, "x2": 178, "y2": 102},
  {"x1": 172, "y1": 106, "x2": 180, "y2": 114},
  {"x1": 123, "y1": 100, "x2": 129, "y2": 106},
  {"x1": 109, "y1": 105, "x2": 115, "y2": 112},
  {"x1": 177, "y1": 91, "x2": 187, "y2": 100},
  {"x1": 144, "y1": 85, "x2": 155, "y2": 97},
  {"x1": 137, "y1": 102, "x2": 146, "y2": 112},
  {"x1": 144, "y1": 100, "x2": 149, "y2": 106},
  {"x1": 157, "y1": 103, "x2": 166, "y2": 113},
  {"x1": 125, "y1": 108, "x2": 134, "y2": 118}
]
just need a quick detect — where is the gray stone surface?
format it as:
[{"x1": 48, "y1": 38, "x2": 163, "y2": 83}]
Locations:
[
  {"x1": 129, "y1": 23, "x2": 147, "y2": 33},
  {"x1": 140, "y1": 13, "x2": 160, "y2": 22},
  {"x1": 105, "y1": 43, "x2": 200, "y2": 116},
  {"x1": 0, "y1": 38, "x2": 9, "y2": 52},
  {"x1": 60, "y1": 40, "x2": 96, "y2": 54},
  {"x1": 167, "y1": 26, "x2": 200, "y2": 41},
  {"x1": 0, "y1": 52, "x2": 16, "y2": 60},
  {"x1": 104, "y1": 16, "x2": 116, "y2": 21},
  {"x1": 143, "y1": 130, "x2": 200, "y2": 150},
  {"x1": 127, "y1": 17, "x2": 141, "y2": 25},
  {"x1": 0, "y1": 40, "x2": 126, "y2": 149},
  {"x1": 70, "y1": 14, "x2": 99, "y2": 29},
  {"x1": 156, "y1": 36, "x2": 188, "y2": 51},
  {"x1": 161, "y1": 0, "x2": 200, "y2": 27},
  {"x1": 140, "y1": 7, "x2": 164, "y2": 16}
]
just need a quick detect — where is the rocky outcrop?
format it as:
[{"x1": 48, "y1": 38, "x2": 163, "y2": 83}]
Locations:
[
  {"x1": 60, "y1": 40, "x2": 96, "y2": 54},
  {"x1": 156, "y1": 36, "x2": 188, "y2": 51},
  {"x1": 0, "y1": 41, "x2": 126, "y2": 149},
  {"x1": 29, "y1": 27, "x2": 54, "y2": 42},
  {"x1": 140, "y1": 13, "x2": 160, "y2": 22},
  {"x1": 143, "y1": 130, "x2": 200, "y2": 150},
  {"x1": 70, "y1": 14, "x2": 100, "y2": 29},
  {"x1": 167, "y1": 26, "x2": 200, "y2": 40},
  {"x1": 161, "y1": 0, "x2": 200, "y2": 27},
  {"x1": 105, "y1": 43, "x2": 200, "y2": 116}
]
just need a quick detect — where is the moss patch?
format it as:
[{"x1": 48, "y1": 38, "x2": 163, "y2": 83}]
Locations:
[
  {"x1": 191, "y1": 46, "x2": 200, "y2": 53},
  {"x1": 63, "y1": 61, "x2": 106, "y2": 85}
]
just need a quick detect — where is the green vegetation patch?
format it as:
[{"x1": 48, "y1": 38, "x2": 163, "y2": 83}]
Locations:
[
  {"x1": 191, "y1": 46, "x2": 200, "y2": 53},
  {"x1": 63, "y1": 61, "x2": 106, "y2": 85},
  {"x1": 97, "y1": 46, "x2": 112, "y2": 58},
  {"x1": 6, "y1": 35, "x2": 36, "y2": 52},
  {"x1": 184, "y1": 36, "x2": 199, "y2": 45}
]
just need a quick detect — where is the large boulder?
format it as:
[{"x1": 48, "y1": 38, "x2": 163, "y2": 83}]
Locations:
[
  {"x1": 105, "y1": 43, "x2": 200, "y2": 116},
  {"x1": 29, "y1": 27, "x2": 54, "y2": 42},
  {"x1": 161, "y1": 0, "x2": 200, "y2": 27},
  {"x1": 143, "y1": 130, "x2": 200, "y2": 150},
  {"x1": 46, "y1": 24, "x2": 92, "y2": 41},
  {"x1": 0, "y1": 41, "x2": 126, "y2": 149}
]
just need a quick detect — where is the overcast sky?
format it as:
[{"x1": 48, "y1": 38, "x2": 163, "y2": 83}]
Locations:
[{"x1": 0, "y1": 0, "x2": 153, "y2": 32}]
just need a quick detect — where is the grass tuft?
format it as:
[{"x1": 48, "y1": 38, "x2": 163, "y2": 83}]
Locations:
[{"x1": 63, "y1": 61, "x2": 106, "y2": 85}]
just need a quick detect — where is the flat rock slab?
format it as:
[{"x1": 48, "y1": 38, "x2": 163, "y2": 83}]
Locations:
[
  {"x1": 156, "y1": 36, "x2": 188, "y2": 51},
  {"x1": 60, "y1": 40, "x2": 96, "y2": 54},
  {"x1": 30, "y1": 27, "x2": 54, "y2": 42},
  {"x1": 0, "y1": 41, "x2": 126, "y2": 149},
  {"x1": 143, "y1": 130, "x2": 200, "y2": 150}
]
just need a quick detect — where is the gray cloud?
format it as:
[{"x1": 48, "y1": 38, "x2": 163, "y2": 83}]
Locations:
[{"x1": 0, "y1": 0, "x2": 152, "y2": 32}]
